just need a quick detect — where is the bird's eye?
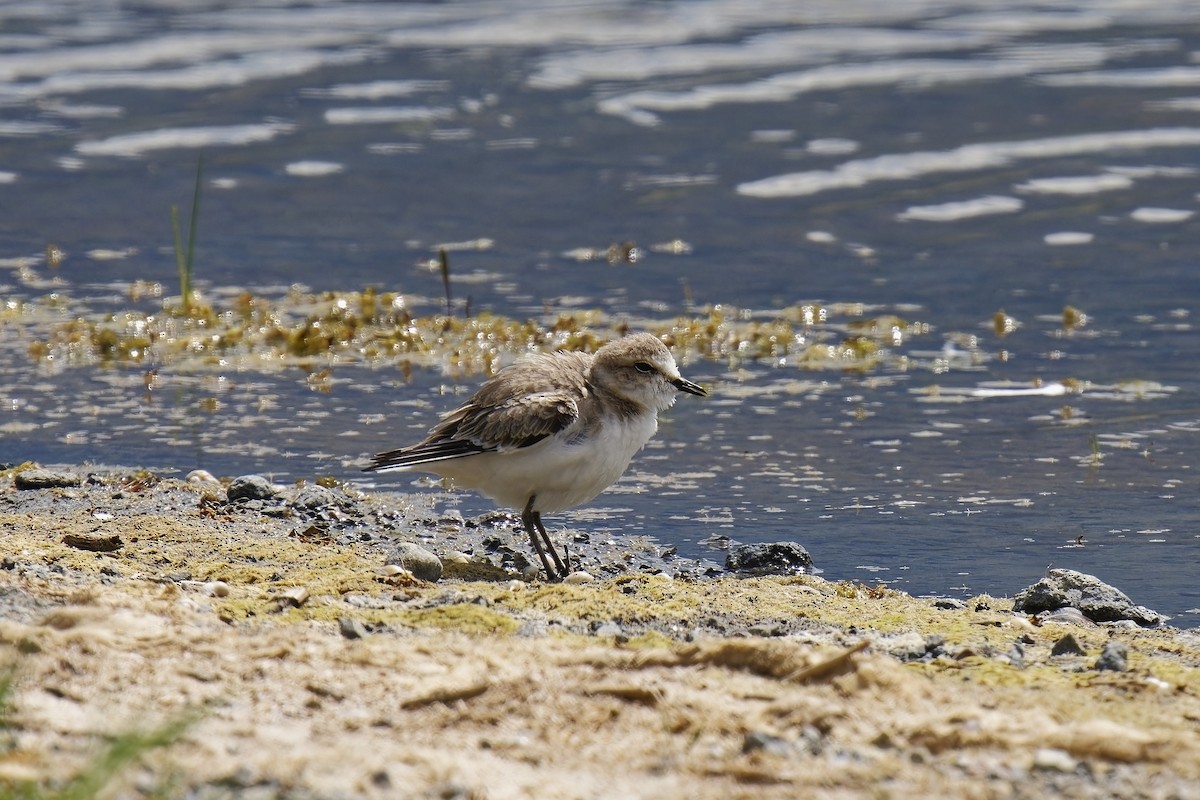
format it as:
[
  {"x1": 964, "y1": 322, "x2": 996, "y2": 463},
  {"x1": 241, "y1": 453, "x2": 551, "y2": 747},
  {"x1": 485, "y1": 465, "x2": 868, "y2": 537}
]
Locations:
[{"x1": 633, "y1": 361, "x2": 655, "y2": 374}]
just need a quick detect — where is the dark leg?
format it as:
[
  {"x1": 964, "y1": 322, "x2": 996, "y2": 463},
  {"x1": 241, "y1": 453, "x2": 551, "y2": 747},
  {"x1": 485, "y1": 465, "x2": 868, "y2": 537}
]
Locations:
[
  {"x1": 522, "y1": 496, "x2": 560, "y2": 580},
  {"x1": 531, "y1": 510, "x2": 569, "y2": 577}
]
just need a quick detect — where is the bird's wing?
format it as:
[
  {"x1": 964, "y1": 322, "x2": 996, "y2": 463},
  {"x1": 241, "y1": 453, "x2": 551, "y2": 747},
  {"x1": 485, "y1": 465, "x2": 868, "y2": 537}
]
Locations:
[{"x1": 364, "y1": 351, "x2": 590, "y2": 472}]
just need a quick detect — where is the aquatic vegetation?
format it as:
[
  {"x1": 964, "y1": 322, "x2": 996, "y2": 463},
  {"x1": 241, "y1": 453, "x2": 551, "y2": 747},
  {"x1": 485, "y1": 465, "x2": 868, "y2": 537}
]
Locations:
[
  {"x1": 169, "y1": 156, "x2": 205, "y2": 315},
  {"x1": 22, "y1": 285, "x2": 930, "y2": 377}
]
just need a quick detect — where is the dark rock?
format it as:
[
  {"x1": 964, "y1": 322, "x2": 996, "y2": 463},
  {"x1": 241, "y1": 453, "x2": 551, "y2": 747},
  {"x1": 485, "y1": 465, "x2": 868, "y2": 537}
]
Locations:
[
  {"x1": 1050, "y1": 633, "x2": 1086, "y2": 657},
  {"x1": 384, "y1": 542, "x2": 443, "y2": 582},
  {"x1": 1012, "y1": 568, "x2": 1166, "y2": 627},
  {"x1": 227, "y1": 475, "x2": 278, "y2": 502},
  {"x1": 14, "y1": 469, "x2": 82, "y2": 490},
  {"x1": 933, "y1": 598, "x2": 967, "y2": 611},
  {"x1": 742, "y1": 731, "x2": 791, "y2": 756},
  {"x1": 725, "y1": 541, "x2": 813, "y2": 576},
  {"x1": 1094, "y1": 640, "x2": 1129, "y2": 672},
  {"x1": 61, "y1": 532, "x2": 122, "y2": 552}
]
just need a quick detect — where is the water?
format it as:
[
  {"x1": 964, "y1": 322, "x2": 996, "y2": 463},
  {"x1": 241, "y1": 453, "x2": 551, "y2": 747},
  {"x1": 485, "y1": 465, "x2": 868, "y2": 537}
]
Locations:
[{"x1": 2, "y1": 0, "x2": 1200, "y2": 623}]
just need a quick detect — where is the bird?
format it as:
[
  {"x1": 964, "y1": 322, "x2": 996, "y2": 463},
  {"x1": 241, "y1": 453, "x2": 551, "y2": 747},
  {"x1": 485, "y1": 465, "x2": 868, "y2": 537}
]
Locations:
[{"x1": 364, "y1": 332, "x2": 707, "y2": 580}]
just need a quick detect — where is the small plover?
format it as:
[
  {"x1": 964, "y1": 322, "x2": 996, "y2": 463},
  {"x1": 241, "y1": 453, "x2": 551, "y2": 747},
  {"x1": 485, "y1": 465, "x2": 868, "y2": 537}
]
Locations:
[{"x1": 364, "y1": 333, "x2": 707, "y2": 580}]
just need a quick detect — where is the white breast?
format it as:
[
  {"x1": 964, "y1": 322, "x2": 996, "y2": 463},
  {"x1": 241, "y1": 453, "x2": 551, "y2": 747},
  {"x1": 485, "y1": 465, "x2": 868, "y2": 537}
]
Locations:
[{"x1": 427, "y1": 412, "x2": 659, "y2": 514}]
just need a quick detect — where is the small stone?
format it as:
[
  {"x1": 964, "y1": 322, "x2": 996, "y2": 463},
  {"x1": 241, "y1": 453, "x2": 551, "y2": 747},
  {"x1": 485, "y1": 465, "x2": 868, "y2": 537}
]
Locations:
[
  {"x1": 725, "y1": 541, "x2": 813, "y2": 576},
  {"x1": 1033, "y1": 747, "x2": 1077, "y2": 772},
  {"x1": 15, "y1": 469, "x2": 82, "y2": 490},
  {"x1": 227, "y1": 475, "x2": 278, "y2": 502},
  {"x1": 275, "y1": 586, "x2": 310, "y2": 608},
  {"x1": 1006, "y1": 642, "x2": 1026, "y2": 668},
  {"x1": 292, "y1": 484, "x2": 338, "y2": 510},
  {"x1": 883, "y1": 631, "x2": 930, "y2": 662},
  {"x1": 1050, "y1": 633, "x2": 1086, "y2": 657},
  {"x1": 204, "y1": 581, "x2": 231, "y2": 598},
  {"x1": 443, "y1": 551, "x2": 471, "y2": 565},
  {"x1": 338, "y1": 617, "x2": 370, "y2": 640},
  {"x1": 593, "y1": 621, "x2": 624, "y2": 639},
  {"x1": 742, "y1": 731, "x2": 791, "y2": 756},
  {"x1": 384, "y1": 542, "x2": 443, "y2": 582},
  {"x1": 185, "y1": 469, "x2": 220, "y2": 485},
  {"x1": 1094, "y1": 640, "x2": 1129, "y2": 672},
  {"x1": 563, "y1": 571, "x2": 594, "y2": 585},
  {"x1": 933, "y1": 598, "x2": 967, "y2": 611}
]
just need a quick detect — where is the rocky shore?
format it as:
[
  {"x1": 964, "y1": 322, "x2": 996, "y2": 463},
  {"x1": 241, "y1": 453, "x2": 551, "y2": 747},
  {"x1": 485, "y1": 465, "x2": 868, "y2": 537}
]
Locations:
[{"x1": 1, "y1": 466, "x2": 1198, "y2": 799}]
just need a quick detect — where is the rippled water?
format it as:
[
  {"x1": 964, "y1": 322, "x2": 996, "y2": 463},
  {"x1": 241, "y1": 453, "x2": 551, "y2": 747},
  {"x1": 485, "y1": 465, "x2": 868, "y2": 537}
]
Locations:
[{"x1": 3, "y1": 1, "x2": 1200, "y2": 623}]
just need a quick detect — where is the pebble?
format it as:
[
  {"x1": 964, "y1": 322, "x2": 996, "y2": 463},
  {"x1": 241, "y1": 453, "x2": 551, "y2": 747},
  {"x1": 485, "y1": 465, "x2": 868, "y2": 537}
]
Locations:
[
  {"x1": 384, "y1": 542, "x2": 443, "y2": 582},
  {"x1": 185, "y1": 469, "x2": 220, "y2": 486},
  {"x1": 204, "y1": 581, "x2": 231, "y2": 598},
  {"x1": 338, "y1": 616, "x2": 370, "y2": 640},
  {"x1": 724, "y1": 541, "x2": 813, "y2": 576},
  {"x1": 563, "y1": 571, "x2": 594, "y2": 585},
  {"x1": 1013, "y1": 568, "x2": 1166, "y2": 627},
  {"x1": 592, "y1": 621, "x2": 625, "y2": 639},
  {"x1": 1094, "y1": 640, "x2": 1129, "y2": 672},
  {"x1": 226, "y1": 475, "x2": 279, "y2": 502},
  {"x1": 276, "y1": 586, "x2": 310, "y2": 608},
  {"x1": 291, "y1": 484, "x2": 339, "y2": 510},
  {"x1": 742, "y1": 731, "x2": 792, "y2": 756},
  {"x1": 14, "y1": 469, "x2": 82, "y2": 490},
  {"x1": 1050, "y1": 633, "x2": 1086, "y2": 657},
  {"x1": 1033, "y1": 747, "x2": 1078, "y2": 772},
  {"x1": 883, "y1": 631, "x2": 933, "y2": 662}
]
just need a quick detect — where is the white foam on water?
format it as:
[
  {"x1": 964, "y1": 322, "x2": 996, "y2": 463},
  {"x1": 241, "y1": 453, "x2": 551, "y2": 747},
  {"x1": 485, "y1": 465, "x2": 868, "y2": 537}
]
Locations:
[
  {"x1": 1015, "y1": 174, "x2": 1134, "y2": 195},
  {"x1": 285, "y1": 161, "x2": 344, "y2": 177},
  {"x1": 897, "y1": 195, "x2": 1023, "y2": 222},
  {"x1": 76, "y1": 122, "x2": 295, "y2": 157},
  {"x1": 739, "y1": 128, "x2": 1200, "y2": 198},
  {"x1": 1130, "y1": 207, "x2": 1194, "y2": 223},
  {"x1": 323, "y1": 106, "x2": 456, "y2": 126},
  {"x1": 1044, "y1": 231, "x2": 1095, "y2": 245}
]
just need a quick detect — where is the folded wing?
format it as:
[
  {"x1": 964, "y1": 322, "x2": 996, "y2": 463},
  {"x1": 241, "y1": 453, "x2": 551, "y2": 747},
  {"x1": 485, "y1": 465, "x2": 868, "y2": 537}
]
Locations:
[{"x1": 364, "y1": 352, "x2": 591, "y2": 472}]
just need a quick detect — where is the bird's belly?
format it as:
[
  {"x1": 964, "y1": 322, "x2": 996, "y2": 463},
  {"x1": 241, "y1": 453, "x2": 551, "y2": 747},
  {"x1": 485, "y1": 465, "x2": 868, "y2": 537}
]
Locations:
[{"x1": 430, "y1": 415, "x2": 656, "y2": 513}]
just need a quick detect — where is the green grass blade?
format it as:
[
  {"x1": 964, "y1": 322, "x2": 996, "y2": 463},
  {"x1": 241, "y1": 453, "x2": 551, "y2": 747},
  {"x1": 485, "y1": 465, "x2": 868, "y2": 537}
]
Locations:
[
  {"x1": 184, "y1": 155, "x2": 205, "y2": 294},
  {"x1": 170, "y1": 204, "x2": 187, "y2": 309}
]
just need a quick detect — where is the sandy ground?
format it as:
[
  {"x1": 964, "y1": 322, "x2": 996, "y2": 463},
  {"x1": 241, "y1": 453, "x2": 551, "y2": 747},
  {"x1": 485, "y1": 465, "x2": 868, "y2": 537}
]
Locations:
[{"x1": 1, "y1": 468, "x2": 1199, "y2": 799}]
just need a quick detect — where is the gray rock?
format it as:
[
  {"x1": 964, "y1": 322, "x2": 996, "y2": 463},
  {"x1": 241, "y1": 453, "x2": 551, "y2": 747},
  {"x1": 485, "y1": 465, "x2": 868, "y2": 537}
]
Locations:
[
  {"x1": 1094, "y1": 640, "x2": 1129, "y2": 672},
  {"x1": 725, "y1": 541, "x2": 813, "y2": 576},
  {"x1": 592, "y1": 621, "x2": 625, "y2": 639},
  {"x1": 292, "y1": 483, "x2": 338, "y2": 510},
  {"x1": 14, "y1": 469, "x2": 81, "y2": 489},
  {"x1": 1012, "y1": 568, "x2": 1166, "y2": 627},
  {"x1": 883, "y1": 631, "x2": 930, "y2": 662},
  {"x1": 384, "y1": 542, "x2": 443, "y2": 582},
  {"x1": 227, "y1": 474, "x2": 278, "y2": 502},
  {"x1": 1050, "y1": 633, "x2": 1086, "y2": 657},
  {"x1": 338, "y1": 617, "x2": 370, "y2": 640}
]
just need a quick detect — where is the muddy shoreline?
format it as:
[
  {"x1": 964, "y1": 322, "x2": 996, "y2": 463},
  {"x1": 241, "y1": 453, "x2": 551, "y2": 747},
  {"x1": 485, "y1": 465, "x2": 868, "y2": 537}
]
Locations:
[{"x1": 1, "y1": 466, "x2": 1198, "y2": 798}]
